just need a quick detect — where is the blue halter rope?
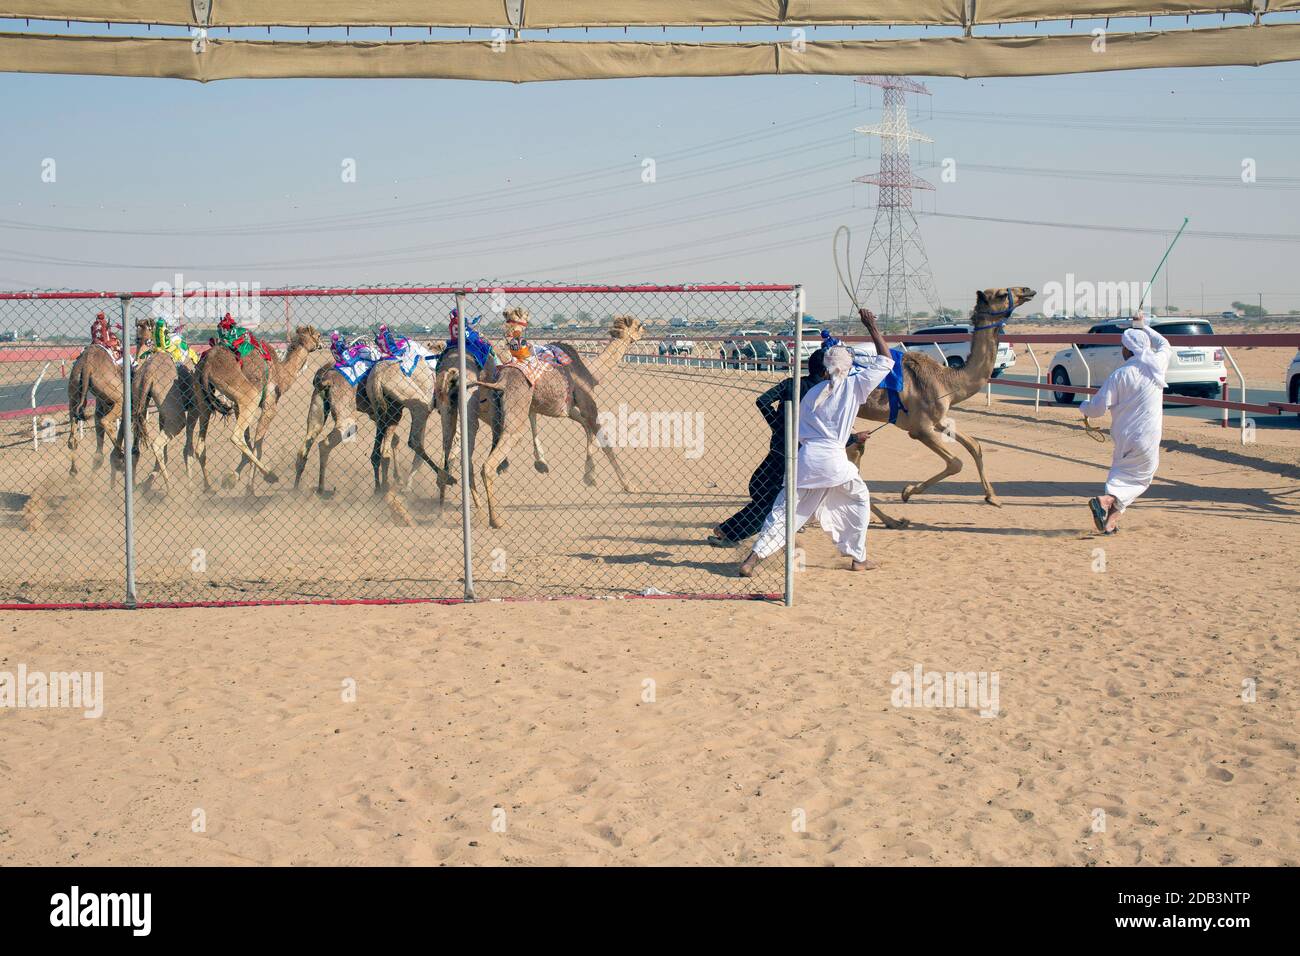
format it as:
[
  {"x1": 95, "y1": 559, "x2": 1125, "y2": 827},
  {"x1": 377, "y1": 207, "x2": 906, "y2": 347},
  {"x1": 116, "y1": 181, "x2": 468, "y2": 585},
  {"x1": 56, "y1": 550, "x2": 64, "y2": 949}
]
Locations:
[{"x1": 973, "y1": 290, "x2": 1020, "y2": 329}]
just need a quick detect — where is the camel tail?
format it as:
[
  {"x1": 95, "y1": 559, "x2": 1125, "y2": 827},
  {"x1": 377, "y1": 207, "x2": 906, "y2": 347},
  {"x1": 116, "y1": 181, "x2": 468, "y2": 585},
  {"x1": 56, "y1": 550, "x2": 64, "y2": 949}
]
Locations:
[
  {"x1": 552, "y1": 344, "x2": 600, "y2": 388},
  {"x1": 199, "y1": 368, "x2": 235, "y2": 418},
  {"x1": 437, "y1": 368, "x2": 458, "y2": 408},
  {"x1": 367, "y1": 370, "x2": 391, "y2": 422},
  {"x1": 68, "y1": 357, "x2": 92, "y2": 422},
  {"x1": 131, "y1": 374, "x2": 153, "y2": 446}
]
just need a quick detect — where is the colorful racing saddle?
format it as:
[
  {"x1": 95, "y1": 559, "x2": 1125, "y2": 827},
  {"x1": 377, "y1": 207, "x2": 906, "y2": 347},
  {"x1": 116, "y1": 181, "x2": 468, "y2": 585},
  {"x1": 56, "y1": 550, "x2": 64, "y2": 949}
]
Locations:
[{"x1": 500, "y1": 343, "x2": 572, "y2": 387}]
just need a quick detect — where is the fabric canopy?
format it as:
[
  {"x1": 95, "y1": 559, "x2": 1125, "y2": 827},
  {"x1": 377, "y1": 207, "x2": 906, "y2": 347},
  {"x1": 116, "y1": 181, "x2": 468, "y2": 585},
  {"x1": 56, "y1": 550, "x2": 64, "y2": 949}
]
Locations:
[
  {"x1": 0, "y1": 2, "x2": 1296, "y2": 28},
  {"x1": 0, "y1": 24, "x2": 1295, "y2": 81}
]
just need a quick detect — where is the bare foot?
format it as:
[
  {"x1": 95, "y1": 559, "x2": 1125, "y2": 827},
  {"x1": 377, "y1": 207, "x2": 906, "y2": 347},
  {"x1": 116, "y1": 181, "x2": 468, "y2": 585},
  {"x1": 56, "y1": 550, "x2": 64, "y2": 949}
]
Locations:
[
  {"x1": 738, "y1": 552, "x2": 761, "y2": 577},
  {"x1": 850, "y1": 558, "x2": 880, "y2": 572}
]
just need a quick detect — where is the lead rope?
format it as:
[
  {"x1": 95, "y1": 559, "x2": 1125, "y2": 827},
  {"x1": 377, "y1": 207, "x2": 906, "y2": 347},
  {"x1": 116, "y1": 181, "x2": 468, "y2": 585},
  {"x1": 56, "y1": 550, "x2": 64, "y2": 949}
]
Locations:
[{"x1": 1081, "y1": 414, "x2": 1107, "y2": 442}]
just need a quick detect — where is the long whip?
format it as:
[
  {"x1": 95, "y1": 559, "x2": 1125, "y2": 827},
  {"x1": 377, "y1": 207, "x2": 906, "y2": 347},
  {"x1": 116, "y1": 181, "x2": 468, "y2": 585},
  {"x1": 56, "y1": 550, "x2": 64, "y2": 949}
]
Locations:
[
  {"x1": 834, "y1": 226, "x2": 894, "y2": 437},
  {"x1": 1137, "y1": 216, "x2": 1190, "y2": 313}
]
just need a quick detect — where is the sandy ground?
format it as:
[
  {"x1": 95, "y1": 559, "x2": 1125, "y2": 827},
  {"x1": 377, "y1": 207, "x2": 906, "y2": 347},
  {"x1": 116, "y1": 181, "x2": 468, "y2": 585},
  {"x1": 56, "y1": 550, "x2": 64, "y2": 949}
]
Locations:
[{"x1": 0, "y1": 341, "x2": 1296, "y2": 865}]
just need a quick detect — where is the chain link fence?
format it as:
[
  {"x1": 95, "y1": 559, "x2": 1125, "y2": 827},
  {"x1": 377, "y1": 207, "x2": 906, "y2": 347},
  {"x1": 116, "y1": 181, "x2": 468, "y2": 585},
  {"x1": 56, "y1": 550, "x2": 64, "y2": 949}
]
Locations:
[{"x1": 0, "y1": 283, "x2": 804, "y2": 607}]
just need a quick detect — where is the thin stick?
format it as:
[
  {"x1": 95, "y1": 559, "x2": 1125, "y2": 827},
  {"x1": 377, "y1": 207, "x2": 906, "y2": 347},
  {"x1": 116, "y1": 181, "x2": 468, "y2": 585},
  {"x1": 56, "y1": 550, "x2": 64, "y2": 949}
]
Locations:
[{"x1": 1137, "y1": 217, "x2": 1189, "y2": 312}]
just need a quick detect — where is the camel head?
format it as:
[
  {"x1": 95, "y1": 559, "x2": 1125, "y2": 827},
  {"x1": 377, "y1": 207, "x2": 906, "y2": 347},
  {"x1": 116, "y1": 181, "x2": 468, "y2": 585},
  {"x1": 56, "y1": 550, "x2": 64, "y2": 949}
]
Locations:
[
  {"x1": 134, "y1": 317, "x2": 153, "y2": 343},
  {"x1": 973, "y1": 287, "x2": 1036, "y2": 320},
  {"x1": 608, "y1": 315, "x2": 646, "y2": 343},
  {"x1": 292, "y1": 325, "x2": 324, "y2": 353},
  {"x1": 503, "y1": 307, "x2": 530, "y2": 338}
]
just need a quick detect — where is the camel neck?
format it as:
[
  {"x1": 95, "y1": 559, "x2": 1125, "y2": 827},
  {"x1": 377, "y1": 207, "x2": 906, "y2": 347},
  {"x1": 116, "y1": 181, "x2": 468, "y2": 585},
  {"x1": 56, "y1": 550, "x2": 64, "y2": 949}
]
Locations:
[
  {"x1": 953, "y1": 313, "x2": 1001, "y2": 399},
  {"x1": 591, "y1": 336, "x2": 631, "y2": 376},
  {"x1": 275, "y1": 342, "x2": 309, "y2": 392}
]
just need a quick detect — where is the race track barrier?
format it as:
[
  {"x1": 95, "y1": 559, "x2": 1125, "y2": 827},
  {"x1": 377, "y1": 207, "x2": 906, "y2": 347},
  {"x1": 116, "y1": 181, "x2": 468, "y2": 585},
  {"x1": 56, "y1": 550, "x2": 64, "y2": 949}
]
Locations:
[{"x1": 0, "y1": 283, "x2": 807, "y2": 609}]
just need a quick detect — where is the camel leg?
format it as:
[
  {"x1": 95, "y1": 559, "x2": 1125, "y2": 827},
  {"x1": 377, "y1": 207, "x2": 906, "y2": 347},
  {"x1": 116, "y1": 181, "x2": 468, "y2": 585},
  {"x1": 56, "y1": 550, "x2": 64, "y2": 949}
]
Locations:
[
  {"x1": 315, "y1": 428, "x2": 343, "y2": 497},
  {"x1": 148, "y1": 432, "x2": 173, "y2": 492},
  {"x1": 404, "y1": 402, "x2": 449, "y2": 487},
  {"x1": 464, "y1": 396, "x2": 481, "y2": 510},
  {"x1": 103, "y1": 404, "x2": 124, "y2": 489},
  {"x1": 223, "y1": 407, "x2": 278, "y2": 487},
  {"x1": 481, "y1": 396, "x2": 528, "y2": 530},
  {"x1": 370, "y1": 424, "x2": 387, "y2": 493},
  {"x1": 900, "y1": 429, "x2": 963, "y2": 503},
  {"x1": 529, "y1": 411, "x2": 550, "y2": 474},
  {"x1": 950, "y1": 426, "x2": 1001, "y2": 507},
  {"x1": 571, "y1": 392, "x2": 634, "y2": 493},
  {"x1": 845, "y1": 431, "x2": 910, "y2": 528},
  {"x1": 246, "y1": 403, "x2": 274, "y2": 496},
  {"x1": 182, "y1": 407, "x2": 197, "y2": 480},
  {"x1": 67, "y1": 407, "x2": 80, "y2": 477},
  {"x1": 437, "y1": 403, "x2": 457, "y2": 506},
  {"x1": 371, "y1": 405, "x2": 400, "y2": 494},
  {"x1": 194, "y1": 403, "x2": 214, "y2": 493},
  {"x1": 389, "y1": 429, "x2": 405, "y2": 489},
  {"x1": 92, "y1": 406, "x2": 108, "y2": 472},
  {"x1": 294, "y1": 387, "x2": 329, "y2": 490}
]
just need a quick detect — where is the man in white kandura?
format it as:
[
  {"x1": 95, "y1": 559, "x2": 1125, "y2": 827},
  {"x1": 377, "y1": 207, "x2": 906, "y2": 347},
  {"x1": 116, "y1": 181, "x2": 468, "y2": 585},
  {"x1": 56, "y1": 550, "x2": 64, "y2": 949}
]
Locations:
[
  {"x1": 739, "y1": 308, "x2": 894, "y2": 576},
  {"x1": 1080, "y1": 311, "x2": 1172, "y2": 535}
]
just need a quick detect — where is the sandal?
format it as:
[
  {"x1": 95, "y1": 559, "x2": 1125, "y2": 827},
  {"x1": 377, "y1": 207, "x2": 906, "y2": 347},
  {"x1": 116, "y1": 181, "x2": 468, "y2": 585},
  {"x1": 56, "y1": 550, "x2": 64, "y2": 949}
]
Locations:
[{"x1": 1087, "y1": 497, "x2": 1107, "y2": 533}]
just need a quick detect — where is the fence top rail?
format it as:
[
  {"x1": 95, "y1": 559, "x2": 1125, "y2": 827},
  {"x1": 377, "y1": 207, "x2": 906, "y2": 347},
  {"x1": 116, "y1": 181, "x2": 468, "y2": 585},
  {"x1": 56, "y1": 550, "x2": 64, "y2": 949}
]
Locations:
[
  {"x1": 825, "y1": 332, "x2": 1300, "y2": 349},
  {"x1": 0, "y1": 282, "x2": 798, "y2": 301}
]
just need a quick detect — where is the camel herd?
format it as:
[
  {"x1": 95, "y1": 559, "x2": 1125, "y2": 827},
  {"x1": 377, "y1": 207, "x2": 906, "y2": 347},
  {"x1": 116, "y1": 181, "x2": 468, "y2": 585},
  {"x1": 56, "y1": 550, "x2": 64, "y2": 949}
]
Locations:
[
  {"x1": 61, "y1": 288, "x2": 1035, "y2": 532},
  {"x1": 62, "y1": 311, "x2": 650, "y2": 530}
]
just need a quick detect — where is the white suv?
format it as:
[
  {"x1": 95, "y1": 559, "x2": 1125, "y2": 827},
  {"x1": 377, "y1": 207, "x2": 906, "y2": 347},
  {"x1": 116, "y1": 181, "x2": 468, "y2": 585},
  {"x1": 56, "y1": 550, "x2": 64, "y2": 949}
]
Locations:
[
  {"x1": 1049, "y1": 317, "x2": 1226, "y2": 405},
  {"x1": 905, "y1": 323, "x2": 1017, "y2": 378}
]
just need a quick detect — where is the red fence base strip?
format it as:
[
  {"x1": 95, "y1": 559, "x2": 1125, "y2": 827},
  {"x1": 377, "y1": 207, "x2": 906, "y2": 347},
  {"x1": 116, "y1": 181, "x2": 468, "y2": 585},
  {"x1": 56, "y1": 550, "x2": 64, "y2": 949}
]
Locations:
[
  {"x1": 0, "y1": 592, "x2": 781, "y2": 611},
  {"x1": 0, "y1": 402, "x2": 65, "y2": 421}
]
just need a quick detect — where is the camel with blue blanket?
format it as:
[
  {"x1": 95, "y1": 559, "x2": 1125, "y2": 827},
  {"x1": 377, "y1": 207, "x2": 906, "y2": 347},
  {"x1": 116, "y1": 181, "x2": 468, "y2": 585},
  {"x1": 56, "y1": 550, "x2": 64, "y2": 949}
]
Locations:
[{"x1": 844, "y1": 288, "x2": 1036, "y2": 526}]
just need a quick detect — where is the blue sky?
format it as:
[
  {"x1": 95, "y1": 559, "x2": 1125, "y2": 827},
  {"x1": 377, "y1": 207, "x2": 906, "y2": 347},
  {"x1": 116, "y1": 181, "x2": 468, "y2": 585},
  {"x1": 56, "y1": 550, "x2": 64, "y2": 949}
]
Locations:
[{"x1": 1, "y1": 17, "x2": 1298, "y2": 319}]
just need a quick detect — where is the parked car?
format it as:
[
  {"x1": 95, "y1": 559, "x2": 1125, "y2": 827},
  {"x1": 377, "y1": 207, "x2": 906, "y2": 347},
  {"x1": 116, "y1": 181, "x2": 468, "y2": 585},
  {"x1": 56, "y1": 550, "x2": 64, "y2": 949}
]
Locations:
[
  {"x1": 720, "y1": 330, "x2": 777, "y2": 368},
  {"x1": 904, "y1": 323, "x2": 1017, "y2": 377},
  {"x1": 1048, "y1": 316, "x2": 1226, "y2": 405},
  {"x1": 658, "y1": 333, "x2": 695, "y2": 356},
  {"x1": 768, "y1": 327, "x2": 821, "y2": 368},
  {"x1": 1287, "y1": 350, "x2": 1300, "y2": 418}
]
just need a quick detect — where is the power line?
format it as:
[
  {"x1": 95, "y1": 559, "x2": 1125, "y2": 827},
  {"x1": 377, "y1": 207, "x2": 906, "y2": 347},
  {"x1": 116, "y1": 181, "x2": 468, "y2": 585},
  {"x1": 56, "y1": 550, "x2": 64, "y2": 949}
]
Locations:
[{"x1": 919, "y1": 160, "x2": 1300, "y2": 190}]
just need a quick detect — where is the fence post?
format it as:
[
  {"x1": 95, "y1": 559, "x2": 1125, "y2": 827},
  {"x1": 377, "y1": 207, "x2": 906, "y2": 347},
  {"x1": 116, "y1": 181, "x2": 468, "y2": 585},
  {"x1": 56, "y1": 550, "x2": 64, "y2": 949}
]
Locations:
[
  {"x1": 119, "y1": 293, "x2": 137, "y2": 608},
  {"x1": 784, "y1": 284, "x2": 804, "y2": 608},
  {"x1": 455, "y1": 291, "x2": 476, "y2": 601}
]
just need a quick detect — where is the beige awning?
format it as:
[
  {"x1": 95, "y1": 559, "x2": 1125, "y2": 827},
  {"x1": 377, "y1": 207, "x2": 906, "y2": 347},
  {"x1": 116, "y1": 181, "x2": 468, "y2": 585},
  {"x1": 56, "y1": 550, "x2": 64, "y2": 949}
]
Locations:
[
  {"x1": 0, "y1": 24, "x2": 1296, "y2": 82},
  {"x1": 0, "y1": 2, "x2": 1295, "y2": 28}
]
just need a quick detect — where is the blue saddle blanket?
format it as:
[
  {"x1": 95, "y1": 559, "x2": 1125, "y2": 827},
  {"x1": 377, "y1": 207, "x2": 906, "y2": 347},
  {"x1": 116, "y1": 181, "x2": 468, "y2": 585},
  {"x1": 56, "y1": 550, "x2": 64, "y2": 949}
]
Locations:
[
  {"x1": 335, "y1": 356, "x2": 375, "y2": 387},
  {"x1": 444, "y1": 329, "x2": 494, "y2": 370},
  {"x1": 850, "y1": 345, "x2": 907, "y2": 424}
]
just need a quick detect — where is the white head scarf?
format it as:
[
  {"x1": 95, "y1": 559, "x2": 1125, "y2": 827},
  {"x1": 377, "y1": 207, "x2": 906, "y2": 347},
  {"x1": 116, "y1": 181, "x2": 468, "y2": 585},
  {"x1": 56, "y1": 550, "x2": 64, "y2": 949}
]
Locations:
[
  {"x1": 1121, "y1": 323, "x2": 1167, "y2": 388},
  {"x1": 813, "y1": 345, "x2": 853, "y2": 411}
]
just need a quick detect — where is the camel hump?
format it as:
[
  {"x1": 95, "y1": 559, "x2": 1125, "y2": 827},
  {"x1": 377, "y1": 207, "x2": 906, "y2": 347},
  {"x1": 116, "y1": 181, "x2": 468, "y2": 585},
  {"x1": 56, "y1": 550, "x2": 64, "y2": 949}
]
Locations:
[
  {"x1": 902, "y1": 350, "x2": 944, "y2": 374},
  {"x1": 551, "y1": 343, "x2": 599, "y2": 388}
]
